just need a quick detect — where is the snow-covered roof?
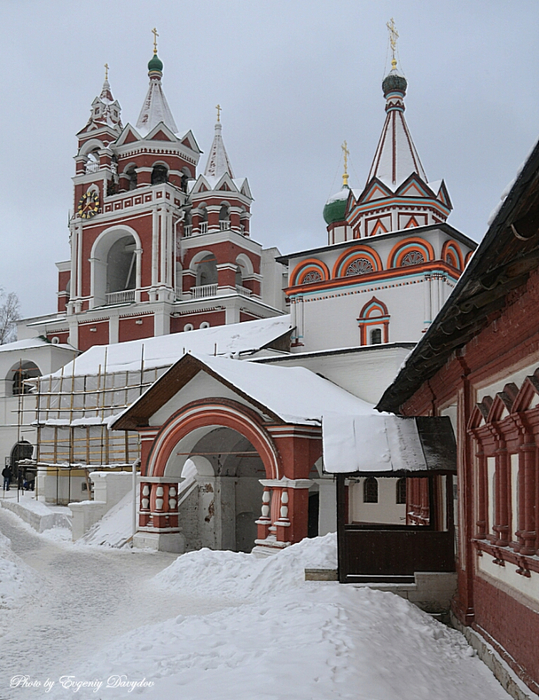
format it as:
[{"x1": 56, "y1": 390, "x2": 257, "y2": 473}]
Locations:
[
  {"x1": 194, "y1": 355, "x2": 374, "y2": 425},
  {"x1": 0, "y1": 338, "x2": 72, "y2": 354},
  {"x1": 323, "y1": 414, "x2": 456, "y2": 473},
  {"x1": 45, "y1": 316, "x2": 292, "y2": 379},
  {"x1": 112, "y1": 352, "x2": 374, "y2": 429}
]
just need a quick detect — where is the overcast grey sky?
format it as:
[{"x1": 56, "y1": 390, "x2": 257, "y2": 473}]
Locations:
[{"x1": 0, "y1": 0, "x2": 538, "y2": 319}]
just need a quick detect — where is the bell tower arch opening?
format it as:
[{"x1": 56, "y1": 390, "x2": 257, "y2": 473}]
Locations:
[{"x1": 90, "y1": 226, "x2": 141, "y2": 307}]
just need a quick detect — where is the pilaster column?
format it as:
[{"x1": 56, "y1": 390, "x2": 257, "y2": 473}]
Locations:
[
  {"x1": 494, "y1": 440, "x2": 510, "y2": 547},
  {"x1": 520, "y1": 441, "x2": 536, "y2": 555},
  {"x1": 475, "y1": 448, "x2": 487, "y2": 538},
  {"x1": 138, "y1": 479, "x2": 180, "y2": 532},
  {"x1": 255, "y1": 487, "x2": 272, "y2": 540},
  {"x1": 258, "y1": 478, "x2": 312, "y2": 545}
]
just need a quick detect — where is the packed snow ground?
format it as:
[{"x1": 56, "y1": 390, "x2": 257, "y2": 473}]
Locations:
[{"x1": 0, "y1": 504, "x2": 512, "y2": 700}]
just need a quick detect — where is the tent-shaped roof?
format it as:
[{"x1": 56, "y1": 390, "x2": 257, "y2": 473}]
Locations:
[
  {"x1": 112, "y1": 353, "x2": 374, "y2": 430},
  {"x1": 377, "y1": 136, "x2": 539, "y2": 413}
]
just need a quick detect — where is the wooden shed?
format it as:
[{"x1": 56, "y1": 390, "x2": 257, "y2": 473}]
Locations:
[{"x1": 323, "y1": 415, "x2": 457, "y2": 584}]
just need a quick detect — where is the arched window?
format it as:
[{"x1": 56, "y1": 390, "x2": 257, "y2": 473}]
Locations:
[
  {"x1": 10, "y1": 362, "x2": 41, "y2": 396},
  {"x1": 345, "y1": 258, "x2": 374, "y2": 276},
  {"x1": 200, "y1": 321, "x2": 210, "y2": 329},
  {"x1": 151, "y1": 164, "x2": 168, "y2": 185},
  {"x1": 302, "y1": 270, "x2": 322, "y2": 284},
  {"x1": 370, "y1": 328, "x2": 382, "y2": 345},
  {"x1": 363, "y1": 477, "x2": 378, "y2": 503},
  {"x1": 181, "y1": 167, "x2": 191, "y2": 192},
  {"x1": 184, "y1": 323, "x2": 194, "y2": 332},
  {"x1": 106, "y1": 235, "x2": 136, "y2": 301},
  {"x1": 126, "y1": 166, "x2": 137, "y2": 191},
  {"x1": 219, "y1": 204, "x2": 230, "y2": 231},
  {"x1": 401, "y1": 250, "x2": 425, "y2": 266},
  {"x1": 235, "y1": 265, "x2": 243, "y2": 286},
  {"x1": 396, "y1": 477, "x2": 407, "y2": 504},
  {"x1": 196, "y1": 254, "x2": 218, "y2": 287},
  {"x1": 358, "y1": 297, "x2": 390, "y2": 346},
  {"x1": 199, "y1": 206, "x2": 208, "y2": 234},
  {"x1": 183, "y1": 210, "x2": 192, "y2": 237},
  {"x1": 85, "y1": 149, "x2": 100, "y2": 174}
]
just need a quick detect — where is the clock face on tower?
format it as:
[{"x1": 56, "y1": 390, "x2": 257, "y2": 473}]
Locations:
[{"x1": 77, "y1": 190, "x2": 100, "y2": 219}]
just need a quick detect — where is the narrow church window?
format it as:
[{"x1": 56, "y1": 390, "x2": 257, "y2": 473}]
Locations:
[
  {"x1": 363, "y1": 477, "x2": 378, "y2": 503},
  {"x1": 370, "y1": 328, "x2": 382, "y2": 344},
  {"x1": 345, "y1": 258, "x2": 374, "y2": 276},
  {"x1": 401, "y1": 250, "x2": 425, "y2": 266},
  {"x1": 396, "y1": 477, "x2": 407, "y2": 504}
]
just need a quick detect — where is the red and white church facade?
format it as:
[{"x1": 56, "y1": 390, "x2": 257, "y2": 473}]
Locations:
[
  {"x1": 18, "y1": 50, "x2": 286, "y2": 351},
  {"x1": 12, "y1": 44, "x2": 476, "y2": 559}
]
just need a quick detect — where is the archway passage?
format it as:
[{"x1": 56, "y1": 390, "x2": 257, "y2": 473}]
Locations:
[{"x1": 168, "y1": 428, "x2": 266, "y2": 553}]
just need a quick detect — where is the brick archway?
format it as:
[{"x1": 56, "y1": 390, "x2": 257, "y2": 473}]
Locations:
[{"x1": 145, "y1": 399, "x2": 282, "y2": 481}]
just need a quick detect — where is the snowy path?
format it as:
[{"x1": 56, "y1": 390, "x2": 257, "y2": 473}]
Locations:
[
  {"x1": 0, "y1": 508, "x2": 515, "y2": 700},
  {"x1": 0, "y1": 508, "x2": 235, "y2": 700}
]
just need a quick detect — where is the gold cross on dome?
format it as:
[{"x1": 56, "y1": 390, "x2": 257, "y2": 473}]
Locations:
[
  {"x1": 104, "y1": 63, "x2": 109, "y2": 80},
  {"x1": 341, "y1": 140, "x2": 349, "y2": 187},
  {"x1": 216, "y1": 104, "x2": 222, "y2": 122},
  {"x1": 152, "y1": 27, "x2": 159, "y2": 55},
  {"x1": 387, "y1": 18, "x2": 399, "y2": 70}
]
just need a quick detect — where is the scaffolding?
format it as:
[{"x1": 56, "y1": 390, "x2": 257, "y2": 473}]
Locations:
[
  {"x1": 10, "y1": 348, "x2": 172, "y2": 505},
  {"x1": 35, "y1": 360, "x2": 167, "y2": 468}
]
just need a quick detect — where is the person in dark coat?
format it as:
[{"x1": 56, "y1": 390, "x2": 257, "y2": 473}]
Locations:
[{"x1": 2, "y1": 465, "x2": 12, "y2": 491}]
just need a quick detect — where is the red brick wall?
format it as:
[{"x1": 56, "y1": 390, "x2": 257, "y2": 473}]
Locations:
[
  {"x1": 119, "y1": 315, "x2": 154, "y2": 343},
  {"x1": 78, "y1": 320, "x2": 109, "y2": 351},
  {"x1": 399, "y1": 268, "x2": 539, "y2": 693},
  {"x1": 170, "y1": 310, "x2": 226, "y2": 334},
  {"x1": 473, "y1": 576, "x2": 539, "y2": 695},
  {"x1": 47, "y1": 331, "x2": 70, "y2": 345}
]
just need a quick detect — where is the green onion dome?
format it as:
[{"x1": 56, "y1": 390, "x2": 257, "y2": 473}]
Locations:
[
  {"x1": 148, "y1": 53, "x2": 163, "y2": 73},
  {"x1": 323, "y1": 187, "x2": 350, "y2": 225},
  {"x1": 382, "y1": 70, "x2": 407, "y2": 97}
]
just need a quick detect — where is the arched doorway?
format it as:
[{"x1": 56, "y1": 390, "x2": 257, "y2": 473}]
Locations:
[
  {"x1": 10, "y1": 440, "x2": 34, "y2": 489},
  {"x1": 168, "y1": 428, "x2": 266, "y2": 552}
]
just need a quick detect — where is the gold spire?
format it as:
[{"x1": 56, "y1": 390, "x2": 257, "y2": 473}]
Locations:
[
  {"x1": 152, "y1": 27, "x2": 159, "y2": 55},
  {"x1": 387, "y1": 18, "x2": 399, "y2": 71},
  {"x1": 216, "y1": 104, "x2": 222, "y2": 123},
  {"x1": 341, "y1": 140, "x2": 350, "y2": 187},
  {"x1": 104, "y1": 63, "x2": 109, "y2": 81}
]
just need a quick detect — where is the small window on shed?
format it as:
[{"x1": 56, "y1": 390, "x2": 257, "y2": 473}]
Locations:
[
  {"x1": 363, "y1": 477, "x2": 378, "y2": 503},
  {"x1": 396, "y1": 477, "x2": 407, "y2": 504}
]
